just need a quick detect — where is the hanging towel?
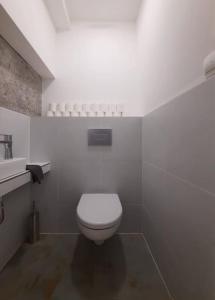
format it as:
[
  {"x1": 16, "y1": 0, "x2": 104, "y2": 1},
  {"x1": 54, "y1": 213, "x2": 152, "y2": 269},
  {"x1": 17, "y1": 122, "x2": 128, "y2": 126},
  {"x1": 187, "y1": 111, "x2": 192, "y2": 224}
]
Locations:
[
  {"x1": 203, "y1": 51, "x2": 215, "y2": 79},
  {"x1": 26, "y1": 165, "x2": 44, "y2": 184}
]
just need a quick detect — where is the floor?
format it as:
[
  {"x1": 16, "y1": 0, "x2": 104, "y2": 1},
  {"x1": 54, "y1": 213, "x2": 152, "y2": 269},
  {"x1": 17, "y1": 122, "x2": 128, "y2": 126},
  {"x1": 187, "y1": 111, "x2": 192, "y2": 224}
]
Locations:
[{"x1": 0, "y1": 234, "x2": 171, "y2": 300}]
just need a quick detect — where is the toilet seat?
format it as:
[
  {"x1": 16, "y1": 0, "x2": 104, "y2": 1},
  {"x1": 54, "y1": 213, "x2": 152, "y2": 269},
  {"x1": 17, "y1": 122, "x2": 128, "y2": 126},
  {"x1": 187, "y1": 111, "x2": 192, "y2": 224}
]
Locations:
[{"x1": 77, "y1": 194, "x2": 122, "y2": 230}]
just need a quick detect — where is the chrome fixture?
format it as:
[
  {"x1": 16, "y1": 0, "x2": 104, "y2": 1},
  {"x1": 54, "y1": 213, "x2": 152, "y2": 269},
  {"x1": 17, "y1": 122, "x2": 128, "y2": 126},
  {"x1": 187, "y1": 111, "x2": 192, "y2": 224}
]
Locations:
[{"x1": 0, "y1": 135, "x2": 13, "y2": 160}]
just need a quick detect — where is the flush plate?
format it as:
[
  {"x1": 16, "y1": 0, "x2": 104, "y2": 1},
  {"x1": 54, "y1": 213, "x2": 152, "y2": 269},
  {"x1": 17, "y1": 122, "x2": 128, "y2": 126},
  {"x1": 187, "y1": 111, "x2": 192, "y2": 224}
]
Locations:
[{"x1": 88, "y1": 129, "x2": 112, "y2": 146}]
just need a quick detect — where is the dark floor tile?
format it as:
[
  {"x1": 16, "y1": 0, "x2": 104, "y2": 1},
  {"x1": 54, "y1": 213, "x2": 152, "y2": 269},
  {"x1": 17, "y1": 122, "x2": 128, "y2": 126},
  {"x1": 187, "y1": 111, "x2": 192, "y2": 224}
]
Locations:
[{"x1": 0, "y1": 235, "x2": 170, "y2": 300}]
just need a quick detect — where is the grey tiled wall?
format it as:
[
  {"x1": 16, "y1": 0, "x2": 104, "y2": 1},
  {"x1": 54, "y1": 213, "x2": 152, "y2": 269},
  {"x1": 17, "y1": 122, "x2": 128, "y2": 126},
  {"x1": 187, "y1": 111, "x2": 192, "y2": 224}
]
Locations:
[
  {"x1": 0, "y1": 35, "x2": 42, "y2": 116},
  {"x1": 142, "y1": 77, "x2": 215, "y2": 300},
  {"x1": 30, "y1": 118, "x2": 142, "y2": 233}
]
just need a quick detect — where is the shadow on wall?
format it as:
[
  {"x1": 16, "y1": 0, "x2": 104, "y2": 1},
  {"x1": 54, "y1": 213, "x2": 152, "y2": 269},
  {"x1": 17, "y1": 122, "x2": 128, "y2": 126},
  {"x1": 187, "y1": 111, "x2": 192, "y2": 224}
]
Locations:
[{"x1": 70, "y1": 235, "x2": 127, "y2": 298}]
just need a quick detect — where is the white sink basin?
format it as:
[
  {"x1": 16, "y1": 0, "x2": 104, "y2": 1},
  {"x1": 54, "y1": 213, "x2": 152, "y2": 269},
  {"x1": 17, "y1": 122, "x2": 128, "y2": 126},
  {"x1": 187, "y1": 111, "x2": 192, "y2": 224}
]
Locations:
[{"x1": 0, "y1": 158, "x2": 27, "y2": 181}]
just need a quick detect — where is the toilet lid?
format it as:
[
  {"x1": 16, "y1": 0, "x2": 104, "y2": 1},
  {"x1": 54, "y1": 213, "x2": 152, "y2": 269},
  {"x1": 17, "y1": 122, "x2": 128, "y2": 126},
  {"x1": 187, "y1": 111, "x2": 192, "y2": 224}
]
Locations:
[{"x1": 77, "y1": 194, "x2": 122, "y2": 229}]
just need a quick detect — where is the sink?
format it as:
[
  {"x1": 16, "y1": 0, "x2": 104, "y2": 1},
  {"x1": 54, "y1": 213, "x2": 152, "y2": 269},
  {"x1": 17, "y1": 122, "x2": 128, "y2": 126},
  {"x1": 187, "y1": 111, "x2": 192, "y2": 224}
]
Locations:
[{"x1": 0, "y1": 158, "x2": 27, "y2": 181}]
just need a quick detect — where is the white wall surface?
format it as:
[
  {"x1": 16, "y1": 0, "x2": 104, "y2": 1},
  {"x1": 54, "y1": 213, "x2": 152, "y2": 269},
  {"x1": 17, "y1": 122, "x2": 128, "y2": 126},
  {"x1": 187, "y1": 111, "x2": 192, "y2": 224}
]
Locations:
[
  {"x1": 0, "y1": 108, "x2": 30, "y2": 161},
  {"x1": 137, "y1": 0, "x2": 215, "y2": 115},
  {"x1": 0, "y1": 0, "x2": 56, "y2": 77},
  {"x1": 65, "y1": 0, "x2": 142, "y2": 22},
  {"x1": 42, "y1": 22, "x2": 143, "y2": 116},
  {"x1": 43, "y1": 0, "x2": 71, "y2": 31}
]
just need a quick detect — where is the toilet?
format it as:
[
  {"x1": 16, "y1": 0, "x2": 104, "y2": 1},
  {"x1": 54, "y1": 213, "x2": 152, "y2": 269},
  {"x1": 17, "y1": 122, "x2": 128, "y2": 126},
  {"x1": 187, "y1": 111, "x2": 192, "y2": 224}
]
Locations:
[{"x1": 77, "y1": 194, "x2": 123, "y2": 245}]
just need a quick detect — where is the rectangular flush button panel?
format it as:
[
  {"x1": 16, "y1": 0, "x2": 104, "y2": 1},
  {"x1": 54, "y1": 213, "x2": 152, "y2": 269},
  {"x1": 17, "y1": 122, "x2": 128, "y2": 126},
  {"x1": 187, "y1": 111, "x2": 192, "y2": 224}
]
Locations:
[{"x1": 88, "y1": 129, "x2": 112, "y2": 146}]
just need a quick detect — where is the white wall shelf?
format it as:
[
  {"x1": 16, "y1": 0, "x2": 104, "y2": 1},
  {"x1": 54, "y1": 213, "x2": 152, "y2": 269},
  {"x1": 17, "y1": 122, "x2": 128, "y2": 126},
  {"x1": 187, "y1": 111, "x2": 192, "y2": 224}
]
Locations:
[{"x1": 0, "y1": 162, "x2": 51, "y2": 197}]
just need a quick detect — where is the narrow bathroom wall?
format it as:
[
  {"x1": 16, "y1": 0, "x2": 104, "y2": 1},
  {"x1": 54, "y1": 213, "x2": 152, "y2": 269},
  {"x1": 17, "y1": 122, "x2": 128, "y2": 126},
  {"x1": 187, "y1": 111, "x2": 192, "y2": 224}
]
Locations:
[
  {"x1": 141, "y1": 77, "x2": 215, "y2": 300},
  {"x1": 30, "y1": 118, "x2": 142, "y2": 234},
  {"x1": 0, "y1": 33, "x2": 42, "y2": 271}
]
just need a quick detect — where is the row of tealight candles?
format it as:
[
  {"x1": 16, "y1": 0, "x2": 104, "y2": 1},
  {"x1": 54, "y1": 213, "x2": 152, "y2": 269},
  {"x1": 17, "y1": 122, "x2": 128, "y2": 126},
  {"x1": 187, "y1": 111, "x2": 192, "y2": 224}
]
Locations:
[{"x1": 47, "y1": 103, "x2": 125, "y2": 117}]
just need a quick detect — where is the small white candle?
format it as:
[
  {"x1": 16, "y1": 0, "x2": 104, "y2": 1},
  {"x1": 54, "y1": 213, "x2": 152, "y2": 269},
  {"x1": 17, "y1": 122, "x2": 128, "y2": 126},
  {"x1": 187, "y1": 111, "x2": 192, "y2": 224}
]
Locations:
[
  {"x1": 59, "y1": 103, "x2": 66, "y2": 113},
  {"x1": 82, "y1": 104, "x2": 91, "y2": 116},
  {"x1": 63, "y1": 111, "x2": 70, "y2": 117},
  {"x1": 55, "y1": 111, "x2": 62, "y2": 117},
  {"x1": 110, "y1": 104, "x2": 117, "y2": 116},
  {"x1": 74, "y1": 103, "x2": 82, "y2": 116},
  {"x1": 106, "y1": 104, "x2": 111, "y2": 116},
  {"x1": 47, "y1": 111, "x2": 54, "y2": 117},
  {"x1": 49, "y1": 103, "x2": 57, "y2": 112},
  {"x1": 90, "y1": 104, "x2": 98, "y2": 116},
  {"x1": 118, "y1": 104, "x2": 124, "y2": 117},
  {"x1": 99, "y1": 104, "x2": 107, "y2": 116},
  {"x1": 66, "y1": 103, "x2": 73, "y2": 112}
]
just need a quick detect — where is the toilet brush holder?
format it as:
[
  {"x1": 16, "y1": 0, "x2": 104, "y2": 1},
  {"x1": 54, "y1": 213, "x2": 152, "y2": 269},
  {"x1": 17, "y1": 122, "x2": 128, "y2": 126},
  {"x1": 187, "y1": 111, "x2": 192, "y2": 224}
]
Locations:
[{"x1": 28, "y1": 201, "x2": 40, "y2": 244}]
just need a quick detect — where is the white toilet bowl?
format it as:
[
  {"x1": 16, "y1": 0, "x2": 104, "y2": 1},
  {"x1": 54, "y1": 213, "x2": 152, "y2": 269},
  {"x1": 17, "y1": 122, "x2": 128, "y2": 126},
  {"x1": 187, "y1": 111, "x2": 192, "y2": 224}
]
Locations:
[{"x1": 77, "y1": 194, "x2": 122, "y2": 245}]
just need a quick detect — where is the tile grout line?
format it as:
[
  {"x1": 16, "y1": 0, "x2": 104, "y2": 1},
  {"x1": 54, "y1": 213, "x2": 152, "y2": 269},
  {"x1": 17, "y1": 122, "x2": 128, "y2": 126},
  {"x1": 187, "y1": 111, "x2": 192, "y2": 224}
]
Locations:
[
  {"x1": 117, "y1": 233, "x2": 145, "y2": 236},
  {"x1": 40, "y1": 233, "x2": 81, "y2": 235},
  {"x1": 141, "y1": 75, "x2": 204, "y2": 118},
  {"x1": 143, "y1": 160, "x2": 215, "y2": 198},
  {"x1": 40, "y1": 232, "x2": 143, "y2": 235},
  {"x1": 141, "y1": 234, "x2": 175, "y2": 300}
]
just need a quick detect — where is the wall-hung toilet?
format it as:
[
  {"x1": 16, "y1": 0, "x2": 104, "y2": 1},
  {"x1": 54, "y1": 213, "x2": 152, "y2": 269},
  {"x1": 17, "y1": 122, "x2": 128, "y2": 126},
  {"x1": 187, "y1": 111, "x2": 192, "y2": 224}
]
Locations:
[{"x1": 77, "y1": 194, "x2": 122, "y2": 245}]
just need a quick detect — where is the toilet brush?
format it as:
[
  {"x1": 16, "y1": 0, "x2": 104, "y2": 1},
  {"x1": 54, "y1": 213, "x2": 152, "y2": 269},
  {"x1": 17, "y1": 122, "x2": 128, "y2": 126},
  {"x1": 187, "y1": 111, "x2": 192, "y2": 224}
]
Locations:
[{"x1": 28, "y1": 200, "x2": 40, "y2": 244}]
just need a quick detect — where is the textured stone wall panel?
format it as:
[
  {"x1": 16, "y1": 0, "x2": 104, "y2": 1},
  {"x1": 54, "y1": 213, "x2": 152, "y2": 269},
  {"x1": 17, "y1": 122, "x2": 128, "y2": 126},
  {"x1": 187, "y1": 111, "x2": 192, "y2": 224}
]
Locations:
[{"x1": 0, "y1": 35, "x2": 42, "y2": 116}]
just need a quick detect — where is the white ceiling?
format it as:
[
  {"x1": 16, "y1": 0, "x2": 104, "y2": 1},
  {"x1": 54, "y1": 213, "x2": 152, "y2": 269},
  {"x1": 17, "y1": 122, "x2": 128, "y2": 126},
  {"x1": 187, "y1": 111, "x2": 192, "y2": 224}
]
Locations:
[
  {"x1": 65, "y1": 0, "x2": 142, "y2": 22},
  {"x1": 44, "y1": 0, "x2": 142, "y2": 29}
]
